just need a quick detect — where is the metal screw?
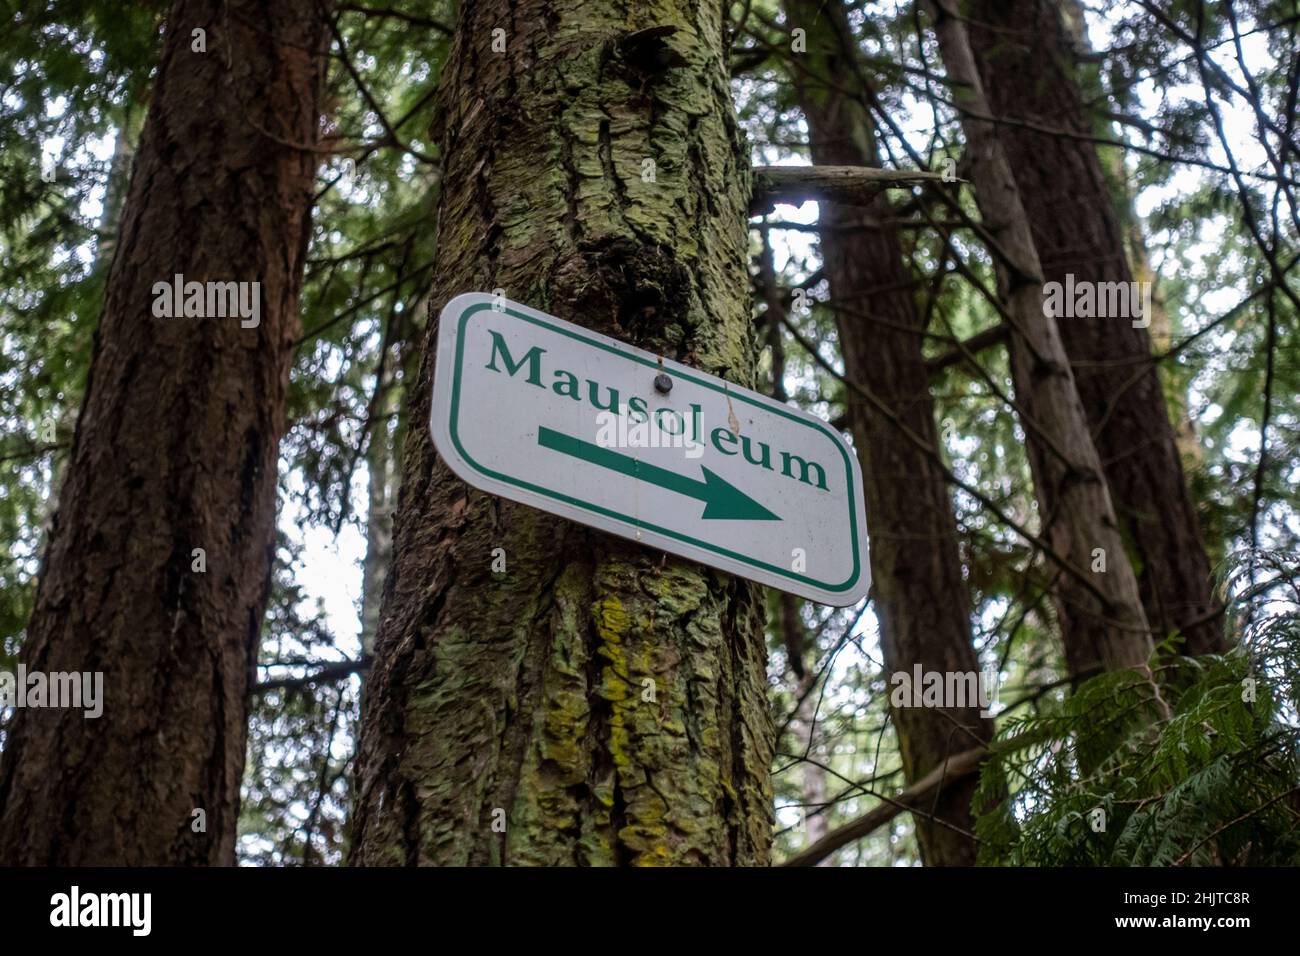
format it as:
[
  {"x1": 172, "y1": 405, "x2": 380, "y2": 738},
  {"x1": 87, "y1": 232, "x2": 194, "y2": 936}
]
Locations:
[{"x1": 654, "y1": 372, "x2": 673, "y2": 394}]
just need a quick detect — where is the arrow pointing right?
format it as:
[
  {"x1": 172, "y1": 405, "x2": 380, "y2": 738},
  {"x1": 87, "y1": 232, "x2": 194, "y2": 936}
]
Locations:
[{"x1": 537, "y1": 426, "x2": 780, "y2": 521}]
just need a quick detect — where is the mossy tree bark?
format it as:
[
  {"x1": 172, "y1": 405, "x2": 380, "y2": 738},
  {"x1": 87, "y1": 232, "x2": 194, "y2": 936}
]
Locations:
[
  {"x1": 925, "y1": 0, "x2": 1154, "y2": 678},
  {"x1": 964, "y1": 0, "x2": 1224, "y2": 656},
  {"x1": 0, "y1": 0, "x2": 328, "y2": 865},
  {"x1": 350, "y1": 0, "x2": 773, "y2": 866},
  {"x1": 784, "y1": 0, "x2": 991, "y2": 865}
]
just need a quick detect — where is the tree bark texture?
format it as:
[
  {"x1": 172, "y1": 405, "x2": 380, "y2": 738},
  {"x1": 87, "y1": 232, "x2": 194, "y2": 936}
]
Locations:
[
  {"x1": 785, "y1": 0, "x2": 990, "y2": 865},
  {"x1": 0, "y1": 0, "x2": 327, "y2": 865},
  {"x1": 964, "y1": 0, "x2": 1223, "y2": 656},
  {"x1": 350, "y1": 0, "x2": 773, "y2": 866},
  {"x1": 926, "y1": 0, "x2": 1154, "y2": 678}
]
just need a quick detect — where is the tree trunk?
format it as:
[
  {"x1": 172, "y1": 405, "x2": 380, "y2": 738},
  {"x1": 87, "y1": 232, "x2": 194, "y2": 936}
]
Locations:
[
  {"x1": 1060, "y1": 0, "x2": 1204, "y2": 475},
  {"x1": 93, "y1": 102, "x2": 145, "y2": 278},
  {"x1": 1124, "y1": 227, "x2": 1204, "y2": 471},
  {"x1": 361, "y1": 291, "x2": 429, "y2": 667},
  {"x1": 41, "y1": 104, "x2": 145, "y2": 548},
  {"x1": 963, "y1": 0, "x2": 1224, "y2": 656},
  {"x1": 790, "y1": 686, "x2": 830, "y2": 848},
  {"x1": 350, "y1": 0, "x2": 773, "y2": 866},
  {"x1": 757, "y1": 239, "x2": 832, "y2": 854},
  {"x1": 0, "y1": 0, "x2": 327, "y2": 865},
  {"x1": 784, "y1": 0, "x2": 990, "y2": 865},
  {"x1": 360, "y1": 359, "x2": 396, "y2": 660},
  {"x1": 925, "y1": 0, "x2": 1153, "y2": 679}
]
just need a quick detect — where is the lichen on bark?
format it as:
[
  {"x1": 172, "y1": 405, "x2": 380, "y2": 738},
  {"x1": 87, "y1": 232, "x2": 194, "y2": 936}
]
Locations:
[{"x1": 350, "y1": 0, "x2": 773, "y2": 866}]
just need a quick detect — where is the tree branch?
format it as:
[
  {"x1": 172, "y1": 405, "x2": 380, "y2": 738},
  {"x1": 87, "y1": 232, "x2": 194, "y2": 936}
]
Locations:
[
  {"x1": 925, "y1": 323, "x2": 1008, "y2": 374},
  {"x1": 780, "y1": 744, "x2": 988, "y2": 866},
  {"x1": 253, "y1": 659, "x2": 368, "y2": 694},
  {"x1": 337, "y1": 3, "x2": 453, "y2": 33},
  {"x1": 750, "y1": 165, "x2": 953, "y2": 214}
]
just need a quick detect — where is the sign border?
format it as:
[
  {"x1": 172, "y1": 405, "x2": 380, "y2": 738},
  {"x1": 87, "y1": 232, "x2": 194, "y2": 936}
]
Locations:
[{"x1": 431, "y1": 293, "x2": 870, "y2": 606}]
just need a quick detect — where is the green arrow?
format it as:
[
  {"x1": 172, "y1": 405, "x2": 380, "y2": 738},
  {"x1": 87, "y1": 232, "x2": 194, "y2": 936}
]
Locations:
[{"x1": 537, "y1": 426, "x2": 780, "y2": 521}]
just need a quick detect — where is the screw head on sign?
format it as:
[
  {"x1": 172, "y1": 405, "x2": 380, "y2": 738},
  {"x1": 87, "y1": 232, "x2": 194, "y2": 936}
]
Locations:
[{"x1": 654, "y1": 373, "x2": 672, "y2": 394}]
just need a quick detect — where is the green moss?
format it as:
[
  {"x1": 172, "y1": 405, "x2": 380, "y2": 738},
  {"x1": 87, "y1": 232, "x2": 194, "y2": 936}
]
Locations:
[{"x1": 349, "y1": 0, "x2": 773, "y2": 868}]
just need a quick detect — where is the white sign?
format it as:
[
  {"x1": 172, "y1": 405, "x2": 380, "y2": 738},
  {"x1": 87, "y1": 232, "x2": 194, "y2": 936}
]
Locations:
[{"x1": 430, "y1": 293, "x2": 870, "y2": 606}]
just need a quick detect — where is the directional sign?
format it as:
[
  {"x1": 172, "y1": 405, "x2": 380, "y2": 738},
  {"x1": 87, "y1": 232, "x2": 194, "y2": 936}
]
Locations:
[{"x1": 430, "y1": 293, "x2": 871, "y2": 606}]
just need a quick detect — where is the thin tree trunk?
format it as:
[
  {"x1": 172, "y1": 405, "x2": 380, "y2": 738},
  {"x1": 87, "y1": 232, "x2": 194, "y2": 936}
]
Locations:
[
  {"x1": 963, "y1": 0, "x2": 1224, "y2": 655},
  {"x1": 0, "y1": 0, "x2": 328, "y2": 865},
  {"x1": 360, "y1": 359, "x2": 396, "y2": 660},
  {"x1": 757, "y1": 238, "x2": 831, "y2": 853},
  {"x1": 1124, "y1": 227, "x2": 1204, "y2": 470},
  {"x1": 785, "y1": 0, "x2": 991, "y2": 865},
  {"x1": 92, "y1": 102, "x2": 145, "y2": 278},
  {"x1": 790, "y1": 684, "x2": 830, "y2": 849},
  {"x1": 361, "y1": 290, "x2": 427, "y2": 666},
  {"x1": 925, "y1": 0, "x2": 1153, "y2": 678},
  {"x1": 41, "y1": 104, "x2": 145, "y2": 547},
  {"x1": 350, "y1": 0, "x2": 773, "y2": 866},
  {"x1": 757, "y1": 233, "x2": 808, "y2": 682}
]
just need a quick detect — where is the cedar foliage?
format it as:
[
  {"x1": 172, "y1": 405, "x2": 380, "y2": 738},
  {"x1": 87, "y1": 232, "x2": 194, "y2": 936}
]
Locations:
[{"x1": 976, "y1": 551, "x2": 1300, "y2": 866}]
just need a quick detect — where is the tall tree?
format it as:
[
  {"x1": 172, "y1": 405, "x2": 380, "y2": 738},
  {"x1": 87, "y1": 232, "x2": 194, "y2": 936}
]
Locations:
[
  {"x1": 360, "y1": 350, "x2": 398, "y2": 661},
  {"x1": 40, "y1": 104, "x2": 146, "y2": 548},
  {"x1": 756, "y1": 237, "x2": 835, "y2": 854},
  {"x1": 924, "y1": 0, "x2": 1154, "y2": 679},
  {"x1": 0, "y1": 0, "x2": 328, "y2": 865},
  {"x1": 783, "y1": 0, "x2": 990, "y2": 864},
  {"x1": 963, "y1": 0, "x2": 1225, "y2": 656},
  {"x1": 350, "y1": 0, "x2": 773, "y2": 865}
]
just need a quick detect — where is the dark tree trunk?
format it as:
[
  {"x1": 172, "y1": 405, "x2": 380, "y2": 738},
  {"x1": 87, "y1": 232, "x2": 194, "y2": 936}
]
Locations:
[
  {"x1": 0, "y1": 0, "x2": 327, "y2": 865},
  {"x1": 964, "y1": 0, "x2": 1224, "y2": 656},
  {"x1": 926, "y1": 0, "x2": 1153, "y2": 679},
  {"x1": 350, "y1": 0, "x2": 773, "y2": 866},
  {"x1": 785, "y1": 0, "x2": 991, "y2": 865}
]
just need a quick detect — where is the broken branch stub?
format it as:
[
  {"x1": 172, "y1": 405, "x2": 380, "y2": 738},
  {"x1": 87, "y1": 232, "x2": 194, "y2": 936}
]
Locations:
[{"x1": 749, "y1": 165, "x2": 955, "y2": 215}]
